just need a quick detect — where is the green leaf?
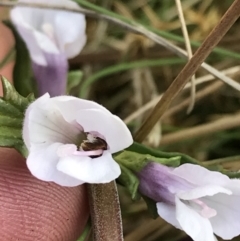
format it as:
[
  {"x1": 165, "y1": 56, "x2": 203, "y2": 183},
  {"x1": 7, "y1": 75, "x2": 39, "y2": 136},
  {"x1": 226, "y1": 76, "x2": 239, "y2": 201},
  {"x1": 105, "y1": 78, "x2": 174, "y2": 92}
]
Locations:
[
  {"x1": 114, "y1": 150, "x2": 181, "y2": 172},
  {"x1": 117, "y1": 164, "x2": 141, "y2": 200},
  {"x1": 0, "y1": 77, "x2": 34, "y2": 157},
  {"x1": 127, "y1": 142, "x2": 199, "y2": 165},
  {"x1": 2, "y1": 76, "x2": 30, "y2": 112},
  {"x1": 3, "y1": 21, "x2": 34, "y2": 97}
]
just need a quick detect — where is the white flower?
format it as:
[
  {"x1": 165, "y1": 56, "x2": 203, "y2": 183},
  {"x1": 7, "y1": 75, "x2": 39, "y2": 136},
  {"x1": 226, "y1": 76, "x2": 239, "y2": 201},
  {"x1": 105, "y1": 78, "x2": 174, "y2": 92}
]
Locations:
[
  {"x1": 138, "y1": 162, "x2": 240, "y2": 241},
  {"x1": 10, "y1": 0, "x2": 86, "y2": 66},
  {"x1": 23, "y1": 94, "x2": 133, "y2": 186}
]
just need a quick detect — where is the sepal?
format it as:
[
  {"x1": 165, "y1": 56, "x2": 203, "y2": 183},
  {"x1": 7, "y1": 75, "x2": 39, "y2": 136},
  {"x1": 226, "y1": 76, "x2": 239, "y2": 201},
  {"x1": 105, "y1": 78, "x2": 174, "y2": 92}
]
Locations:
[
  {"x1": 114, "y1": 150, "x2": 181, "y2": 172},
  {"x1": 127, "y1": 142, "x2": 198, "y2": 165},
  {"x1": 117, "y1": 163, "x2": 140, "y2": 200}
]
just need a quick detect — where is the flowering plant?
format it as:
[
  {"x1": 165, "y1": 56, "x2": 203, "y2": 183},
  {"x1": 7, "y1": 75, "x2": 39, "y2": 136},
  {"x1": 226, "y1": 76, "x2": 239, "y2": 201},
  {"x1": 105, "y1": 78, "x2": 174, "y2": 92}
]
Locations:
[{"x1": 1, "y1": 0, "x2": 240, "y2": 241}]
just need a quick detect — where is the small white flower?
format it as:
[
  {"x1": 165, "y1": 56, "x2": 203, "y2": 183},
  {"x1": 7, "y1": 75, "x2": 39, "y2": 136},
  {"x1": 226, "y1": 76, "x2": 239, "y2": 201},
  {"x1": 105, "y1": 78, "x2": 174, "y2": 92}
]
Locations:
[
  {"x1": 10, "y1": 0, "x2": 86, "y2": 66},
  {"x1": 138, "y1": 163, "x2": 240, "y2": 241},
  {"x1": 23, "y1": 94, "x2": 133, "y2": 186}
]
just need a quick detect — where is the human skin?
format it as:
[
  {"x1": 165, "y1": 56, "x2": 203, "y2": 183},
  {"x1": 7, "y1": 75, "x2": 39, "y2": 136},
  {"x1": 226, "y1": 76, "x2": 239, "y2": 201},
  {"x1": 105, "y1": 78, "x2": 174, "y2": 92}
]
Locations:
[{"x1": 0, "y1": 14, "x2": 89, "y2": 241}]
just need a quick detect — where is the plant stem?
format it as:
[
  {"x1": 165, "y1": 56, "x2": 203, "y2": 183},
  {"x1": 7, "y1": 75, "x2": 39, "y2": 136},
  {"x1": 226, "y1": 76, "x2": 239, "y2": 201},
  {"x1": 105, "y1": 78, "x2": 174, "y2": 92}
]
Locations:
[
  {"x1": 134, "y1": 0, "x2": 240, "y2": 143},
  {"x1": 87, "y1": 181, "x2": 123, "y2": 241}
]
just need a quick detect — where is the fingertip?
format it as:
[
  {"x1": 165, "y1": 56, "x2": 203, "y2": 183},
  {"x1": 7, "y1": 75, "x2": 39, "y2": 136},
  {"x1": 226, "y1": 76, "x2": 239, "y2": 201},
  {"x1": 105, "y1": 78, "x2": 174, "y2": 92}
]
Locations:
[{"x1": 0, "y1": 147, "x2": 89, "y2": 241}]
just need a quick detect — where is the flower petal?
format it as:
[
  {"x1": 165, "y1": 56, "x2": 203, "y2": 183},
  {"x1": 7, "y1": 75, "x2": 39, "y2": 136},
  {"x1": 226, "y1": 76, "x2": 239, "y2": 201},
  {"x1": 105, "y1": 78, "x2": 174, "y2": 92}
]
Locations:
[
  {"x1": 11, "y1": 0, "x2": 84, "y2": 65},
  {"x1": 10, "y1": 8, "x2": 48, "y2": 65},
  {"x1": 23, "y1": 94, "x2": 82, "y2": 149},
  {"x1": 172, "y1": 164, "x2": 229, "y2": 186},
  {"x1": 204, "y1": 193, "x2": 240, "y2": 239},
  {"x1": 76, "y1": 109, "x2": 133, "y2": 153},
  {"x1": 50, "y1": 96, "x2": 111, "y2": 123},
  {"x1": 27, "y1": 143, "x2": 83, "y2": 187},
  {"x1": 33, "y1": 30, "x2": 60, "y2": 55},
  {"x1": 156, "y1": 202, "x2": 181, "y2": 229},
  {"x1": 57, "y1": 150, "x2": 121, "y2": 183},
  {"x1": 176, "y1": 197, "x2": 215, "y2": 241},
  {"x1": 225, "y1": 178, "x2": 240, "y2": 195},
  {"x1": 54, "y1": 11, "x2": 86, "y2": 58},
  {"x1": 178, "y1": 184, "x2": 232, "y2": 200},
  {"x1": 23, "y1": 93, "x2": 50, "y2": 149},
  {"x1": 10, "y1": 5, "x2": 61, "y2": 64}
]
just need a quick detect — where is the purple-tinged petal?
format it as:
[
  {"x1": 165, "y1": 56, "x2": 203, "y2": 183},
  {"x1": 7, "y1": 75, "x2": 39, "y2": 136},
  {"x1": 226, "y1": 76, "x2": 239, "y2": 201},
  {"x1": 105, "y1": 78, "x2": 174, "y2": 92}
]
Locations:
[
  {"x1": 57, "y1": 150, "x2": 120, "y2": 183},
  {"x1": 176, "y1": 197, "x2": 215, "y2": 241},
  {"x1": 32, "y1": 52, "x2": 68, "y2": 96},
  {"x1": 75, "y1": 109, "x2": 133, "y2": 153},
  {"x1": 50, "y1": 96, "x2": 111, "y2": 123},
  {"x1": 33, "y1": 30, "x2": 60, "y2": 55},
  {"x1": 23, "y1": 93, "x2": 50, "y2": 149},
  {"x1": 138, "y1": 162, "x2": 193, "y2": 203},
  {"x1": 11, "y1": 0, "x2": 86, "y2": 65},
  {"x1": 204, "y1": 193, "x2": 240, "y2": 239},
  {"x1": 156, "y1": 202, "x2": 181, "y2": 229},
  {"x1": 224, "y1": 178, "x2": 240, "y2": 195},
  {"x1": 172, "y1": 164, "x2": 230, "y2": 186},
  {"x1": 54, "y1": 11, "x2": 86, "y2": 58},
  {"x1": 10, "y1": 8, "x2": 48, "y2": 66},
  {"x1": 27, "y1": 143, "x2": 83, "y2": 186},
  {"x1": 23, "y1": 96, "x2": 82, "y2": 149},
  {"x1": 178, "y1": 185, "x2": 232, "y2": 200}
]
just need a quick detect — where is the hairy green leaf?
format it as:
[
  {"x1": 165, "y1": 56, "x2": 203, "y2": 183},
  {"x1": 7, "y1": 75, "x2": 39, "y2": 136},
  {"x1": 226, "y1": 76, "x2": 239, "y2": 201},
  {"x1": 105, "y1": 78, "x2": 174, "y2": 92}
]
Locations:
[
  {"x1": 127, "y1": 142, "x2": 199, "y2": 165},
  {"x1": 117, "y1": 164, "x2": 141, "y2": 200},
  {"x1": 115, "y1": 150, "x2": 180, "y2": 172},
  {"x1": 0, "y1": 77, "x2": 34, "y2": 157}
]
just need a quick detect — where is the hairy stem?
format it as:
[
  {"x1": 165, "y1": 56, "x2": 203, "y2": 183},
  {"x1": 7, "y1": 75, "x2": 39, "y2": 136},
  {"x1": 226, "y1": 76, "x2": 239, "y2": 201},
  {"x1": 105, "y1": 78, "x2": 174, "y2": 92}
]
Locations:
[{"x1": 87, "y1": 181, "x2": 123, "y2": 241}]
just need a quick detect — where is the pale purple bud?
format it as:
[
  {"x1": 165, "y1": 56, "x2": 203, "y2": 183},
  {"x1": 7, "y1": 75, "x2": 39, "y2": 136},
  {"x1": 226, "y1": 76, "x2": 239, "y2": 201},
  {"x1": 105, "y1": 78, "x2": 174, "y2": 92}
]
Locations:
[
  {"x1": 138, "y1": 162, "x2": 193, "y2": 204},
  {"x1": 32, "y1": 53, "x2": 68, "y2": 96}
]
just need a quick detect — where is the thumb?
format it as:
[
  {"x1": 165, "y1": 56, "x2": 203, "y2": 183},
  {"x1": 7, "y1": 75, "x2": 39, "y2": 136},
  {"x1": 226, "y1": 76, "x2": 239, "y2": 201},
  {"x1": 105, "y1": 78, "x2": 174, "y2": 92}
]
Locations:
[{"x1": 0, "y1": 147, "x2": 89, "y2": 241}]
